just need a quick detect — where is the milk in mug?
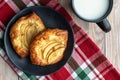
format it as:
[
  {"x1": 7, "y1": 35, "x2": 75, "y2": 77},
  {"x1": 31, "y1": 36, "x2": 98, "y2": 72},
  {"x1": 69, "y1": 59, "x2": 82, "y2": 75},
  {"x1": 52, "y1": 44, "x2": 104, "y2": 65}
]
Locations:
[{"x1": 73, "y1": 0, "x2": 109, "y2": 20}]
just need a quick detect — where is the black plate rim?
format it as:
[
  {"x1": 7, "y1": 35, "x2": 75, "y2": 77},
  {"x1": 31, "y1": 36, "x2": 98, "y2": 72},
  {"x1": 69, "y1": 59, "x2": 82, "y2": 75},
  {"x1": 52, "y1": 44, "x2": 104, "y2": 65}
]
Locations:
[{"x1": 4, "y1": 6, "x2": 74, "y2": 75}]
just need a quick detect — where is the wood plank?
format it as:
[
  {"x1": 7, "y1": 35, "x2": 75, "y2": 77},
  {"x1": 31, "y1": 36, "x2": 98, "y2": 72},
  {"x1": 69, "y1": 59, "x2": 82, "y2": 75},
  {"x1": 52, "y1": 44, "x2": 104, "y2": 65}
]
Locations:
[
  {"x1": 106, "y1": 0, "x2": 120, "y2": 71},
  {"x1": 0, "y1": 57, "x2": 18, "y2": 80},
  {"x1": 18, "y1": 77, "x2": 22, "y2": 80},
  {"x1": 88, "y1": 23, "x2": 105, "y2": 53}
]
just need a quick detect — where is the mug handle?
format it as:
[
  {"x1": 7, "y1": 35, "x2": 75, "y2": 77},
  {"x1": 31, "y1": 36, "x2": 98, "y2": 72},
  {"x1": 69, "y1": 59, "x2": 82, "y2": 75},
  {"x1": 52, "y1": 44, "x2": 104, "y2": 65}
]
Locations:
[{"x1": 97, "y1": 19, "x2": 111, "y2": 32}]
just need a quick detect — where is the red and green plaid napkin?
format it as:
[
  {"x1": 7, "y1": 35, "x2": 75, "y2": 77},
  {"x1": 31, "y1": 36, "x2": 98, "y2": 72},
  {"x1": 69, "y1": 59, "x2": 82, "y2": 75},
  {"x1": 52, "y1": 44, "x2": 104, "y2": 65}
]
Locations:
[{"x1": 0, "y1": 0, "x2": 120, "y2": 80}]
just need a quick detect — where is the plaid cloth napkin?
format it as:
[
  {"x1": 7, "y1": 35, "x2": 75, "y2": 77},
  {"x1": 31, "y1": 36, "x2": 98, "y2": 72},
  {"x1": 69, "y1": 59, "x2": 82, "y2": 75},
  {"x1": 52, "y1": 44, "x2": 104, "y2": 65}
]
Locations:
[{"x1": 0, "y1": 0, "x2": 120, "y2": 80}]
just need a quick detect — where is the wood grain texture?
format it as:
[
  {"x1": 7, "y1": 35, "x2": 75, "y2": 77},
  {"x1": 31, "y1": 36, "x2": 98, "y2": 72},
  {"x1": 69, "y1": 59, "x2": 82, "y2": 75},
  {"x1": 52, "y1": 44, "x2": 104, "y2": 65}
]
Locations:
[
  {"x1": 18, "y1": 77, "x2": 22, "y2": 80},
  {"x1": 106, "y1": 0, "x2": 120, "y2": 71},
  {"x1": 0, "y1": 57, "x2": 18, "y2": 80},
  {"x1": 0, "y1": 0, "x2": 120, "y2": 80}
]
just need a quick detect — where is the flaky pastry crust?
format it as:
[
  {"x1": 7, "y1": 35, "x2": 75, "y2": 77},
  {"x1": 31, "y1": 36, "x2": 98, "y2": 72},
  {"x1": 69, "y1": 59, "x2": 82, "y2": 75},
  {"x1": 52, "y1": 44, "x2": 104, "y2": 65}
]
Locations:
[
  {"x1": 10, "y1": 12, "x2": 45, "y2": 58},
  {"x1": 30, "y1": 29, "x2": 68, "y2": 66}
]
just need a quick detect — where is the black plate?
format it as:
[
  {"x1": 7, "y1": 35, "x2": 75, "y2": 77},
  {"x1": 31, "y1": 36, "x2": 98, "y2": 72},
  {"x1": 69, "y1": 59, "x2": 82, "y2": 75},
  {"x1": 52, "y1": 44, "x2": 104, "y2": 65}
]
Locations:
[{"x1": 4, "y1": 6, "x2": 74, "y2": 75}]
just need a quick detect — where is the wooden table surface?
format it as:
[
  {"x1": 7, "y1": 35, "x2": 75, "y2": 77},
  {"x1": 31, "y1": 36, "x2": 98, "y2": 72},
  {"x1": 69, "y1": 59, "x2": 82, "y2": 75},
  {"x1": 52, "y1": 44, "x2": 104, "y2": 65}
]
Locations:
[{"x1": 0, "y1": 0, "x2": 120, "y2": 80}]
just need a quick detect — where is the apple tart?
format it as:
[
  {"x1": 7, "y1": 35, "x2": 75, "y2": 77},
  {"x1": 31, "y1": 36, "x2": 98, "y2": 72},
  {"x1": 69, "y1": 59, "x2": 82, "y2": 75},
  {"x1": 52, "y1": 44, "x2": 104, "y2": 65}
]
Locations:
[
  {"x1": 10, "y1": 13, "x2": 45, "y2": 58},
  {"x1": 30, "y1": 29, "x2": 68, "y2": 66}
]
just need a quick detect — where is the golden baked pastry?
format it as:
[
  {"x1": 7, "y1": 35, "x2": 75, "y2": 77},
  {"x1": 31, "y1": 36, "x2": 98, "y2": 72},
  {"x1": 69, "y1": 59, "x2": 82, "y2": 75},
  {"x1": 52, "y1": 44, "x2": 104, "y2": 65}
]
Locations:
[
  {"x1": 10, "y1": 12, "x2": 45, "y2": 58},
  {"x1": 30, "y1": 29, "x2": 68, "y2": 66}
]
